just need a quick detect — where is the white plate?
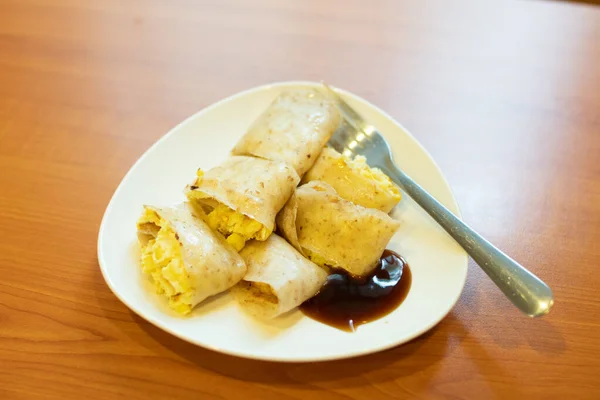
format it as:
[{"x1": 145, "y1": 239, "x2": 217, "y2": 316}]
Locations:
[{"x1": 98, "y1": 81, "x2": 468, "y2": 362}]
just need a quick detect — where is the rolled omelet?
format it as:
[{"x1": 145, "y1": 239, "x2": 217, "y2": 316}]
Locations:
[
  {"x1": 137, "y1": 203, "x2": 247, "y2": 315},
  {"x1": 231, "y1": 89, "x2": 341, "y2": 177},
  {"x1": 232, "y1": 234, "x2": 328, "y2": 319},
  {"x1": 303, "y1": 147, "x2": 401, "y2": 213},
  {"x1": 277, "y1": 181, "x2": 401, "y2": 277},
  {"x1": 185, "y1": 156, "x2": 300, "y2": 251}
]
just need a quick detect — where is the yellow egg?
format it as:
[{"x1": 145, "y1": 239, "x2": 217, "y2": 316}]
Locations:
[
  {"x1": 138, "y1": 208, "x2": 193, "y2": 315},
  {"x1": 351, "y1": 154, "x2": 401, "y2": 200},
  {"x1": 203, "y1": 203, "x2": 271, "y2": 251},
  {"x1": 303, "y1": 148, "x2": 401, "y2": 213},
  {"x1": 226, "y1": 233, "x2": 246, "y2": 252}
]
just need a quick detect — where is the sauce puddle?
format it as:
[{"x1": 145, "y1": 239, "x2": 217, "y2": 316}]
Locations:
[{"x1": 300, "y1": 250, "x2": 411, "y2": 332}]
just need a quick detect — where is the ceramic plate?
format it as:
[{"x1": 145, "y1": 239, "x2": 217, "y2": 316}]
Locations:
[{"x1": 97, "y1": 81, "x2": 467, "y2": 362}]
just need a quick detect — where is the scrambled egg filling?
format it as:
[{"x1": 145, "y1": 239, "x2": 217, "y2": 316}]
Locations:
[
  {"x1": 188, "y1": 169, "x2": 270, "y2": 252},
  {"x1": 138, "y1": 209, "x2": 193, "y2": 315},
  {"x1": 342, "y1": 154, "x2": 401, "y2": 200},
  {"x1": 205, "y1": 204, "x2": 270, "y2": 251}
]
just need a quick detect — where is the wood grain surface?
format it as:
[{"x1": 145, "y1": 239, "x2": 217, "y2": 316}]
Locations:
[{"x1": 1, "y1": 0, "x2": 599, "y2": 399}]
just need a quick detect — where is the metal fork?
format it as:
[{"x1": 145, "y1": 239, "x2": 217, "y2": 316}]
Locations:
[{"x1": 325, "y1": 85, "x2": 554, "y2": 317}]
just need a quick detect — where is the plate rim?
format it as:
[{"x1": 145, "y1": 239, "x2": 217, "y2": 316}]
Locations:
[{"x1": 97, "y1": 80, "x2": 468, "y2": 362}]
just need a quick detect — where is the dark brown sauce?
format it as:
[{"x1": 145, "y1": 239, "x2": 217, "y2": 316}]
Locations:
[{"x1": 300, "y1": 250, "x2": 411, "y2": 332}]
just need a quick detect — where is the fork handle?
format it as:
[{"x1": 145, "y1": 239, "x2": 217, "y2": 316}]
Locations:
[{"x1": 382, "y1": 160, "x2": 554, "y2": 317}]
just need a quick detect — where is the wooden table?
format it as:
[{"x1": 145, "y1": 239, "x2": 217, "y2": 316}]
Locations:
[{"x1": 1, "y1": 0, "x2": 599, "y2": 398}]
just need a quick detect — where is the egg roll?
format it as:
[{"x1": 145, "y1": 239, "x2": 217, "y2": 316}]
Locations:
[
  {"x1": 231, "y1": 89, "x2": 341, "y2": 177},
  {"x1": 303, "y1": 147, "x2": 401, "y2": 213},
  {"x1": 232, "y1": 234, "x2": 328, "y2": 319},
  {"x1": 277, "y1": 181, "x2": 401, "y2": 277},
  {"x1": 136, "y1": 203, "x2": 247, "y2": 315},
  {"x1": 186, "y1": 156, "x2": 300, "y2": 251}
]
